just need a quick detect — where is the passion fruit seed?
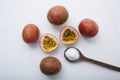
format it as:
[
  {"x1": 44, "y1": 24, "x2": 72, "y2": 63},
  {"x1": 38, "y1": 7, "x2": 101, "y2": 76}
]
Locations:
[
  {"x1": 43, "y1": 36, "x2": 57, "y2": 50},
  {"x1": 62, "y1": 29, "x2": 77, "y2": 42}
]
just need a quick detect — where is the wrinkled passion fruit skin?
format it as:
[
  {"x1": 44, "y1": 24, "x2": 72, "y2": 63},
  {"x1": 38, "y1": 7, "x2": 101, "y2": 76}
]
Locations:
[
  {"x1": 78, "y1": 18, "x2": 99, "y2": 37},
  {"x1": 47, "y1": 5, "x2": 69, "y2": 25},
  {"x1": 22, "y1": 24, "x2": 39, "y2": 44},
  {"x1": 40, "y1": 56, "x2": 62, "y2": 75}
]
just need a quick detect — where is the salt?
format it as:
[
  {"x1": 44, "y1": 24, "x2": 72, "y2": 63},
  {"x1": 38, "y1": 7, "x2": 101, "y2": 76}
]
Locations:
[{"x1": 65, "y1": 47, "x2": 80, "y2": 61}]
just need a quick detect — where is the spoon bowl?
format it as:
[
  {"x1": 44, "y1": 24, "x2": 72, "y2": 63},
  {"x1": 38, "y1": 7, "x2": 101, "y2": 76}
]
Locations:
[{"x1": 64, "y1": 47, "x2": 81, "y2": 62}]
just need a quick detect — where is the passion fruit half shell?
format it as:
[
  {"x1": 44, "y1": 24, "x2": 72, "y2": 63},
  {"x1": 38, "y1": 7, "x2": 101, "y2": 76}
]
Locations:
[
  {"x1": 60, "y1": 26, "x2": 79, "y2": 44},
  {"x1": 40, "y1": 33, "x2": 58, "y2": 52}
]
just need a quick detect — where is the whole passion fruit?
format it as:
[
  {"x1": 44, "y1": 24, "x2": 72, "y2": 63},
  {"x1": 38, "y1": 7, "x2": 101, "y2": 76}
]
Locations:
[
  {"x1": 40, "y1": 33, "x2": 58, "y2": 52},
  {"x1": 60, "y1": 26, "x2": 79, "y2": 44},
  {"x1": 22, "y1": 24, "x2": 39, "y2": 44},
  {"x1": 47, "y1": 5, "x2": 69, "y2": 25},
  {"x1": 78, "y1": 18, "x2": 99, "y2": 37},
  {"x1": 40, "y1": 56, "x2": 62, "y2": 75}
]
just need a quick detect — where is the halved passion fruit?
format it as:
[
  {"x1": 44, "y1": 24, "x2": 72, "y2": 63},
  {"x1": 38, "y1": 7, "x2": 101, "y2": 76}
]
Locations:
[
  {"x1": 60, "y1": 26, "x2": 79, "y2": 44},
  {"x1": 40, "y1": 33, "x2": 58, "y2": 52}
]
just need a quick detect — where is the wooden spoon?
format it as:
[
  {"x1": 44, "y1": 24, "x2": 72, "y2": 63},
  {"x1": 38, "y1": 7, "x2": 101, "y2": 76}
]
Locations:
[{"x1": 64, "y1": 47, "x2": 120, "y2": 72}]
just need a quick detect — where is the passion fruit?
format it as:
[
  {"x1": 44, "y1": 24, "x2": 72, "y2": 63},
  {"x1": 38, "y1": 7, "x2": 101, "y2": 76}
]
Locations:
[
  {"x1": 22, "y1": 24, "x2": 39, "y2": 44},
  {"x1": 40, "y1": 56, "x2": 62, "y2": 75},
  {"x1": 40, "y1": 33, "x2": 58, "y2": 52},
  {"x1": 78, "y1": 18, "x2": 99, "y2": 37},
  {"x1": 47, "y1": 5, "x2": 69, "y2": 25},
  {"x1": 60, "y1": 26, "x2": 79, "y2": 44}
]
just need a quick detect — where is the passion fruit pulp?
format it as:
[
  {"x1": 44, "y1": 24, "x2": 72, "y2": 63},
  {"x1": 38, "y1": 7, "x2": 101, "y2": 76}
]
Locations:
[
  {"x1": 62, "y1": 29, "x2": 77, "y2": 41},
  {"x1": 60, "y1": 26, "x2": 79, "y2": 44},
  {"x1": 47, "y1": 5, "x2": 69, "y2": 25},
  {"x1": 40, "y1": 33, "x2": 58, "y2": 52},
  {"x1": 43, "y1": 36, "x2": 57, "y2": 50}
]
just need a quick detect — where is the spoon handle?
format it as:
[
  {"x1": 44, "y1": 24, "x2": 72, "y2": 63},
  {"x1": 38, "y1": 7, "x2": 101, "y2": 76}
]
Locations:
[{"x1": 82, "y1": 56, "x2": 120, "y2": 72}]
